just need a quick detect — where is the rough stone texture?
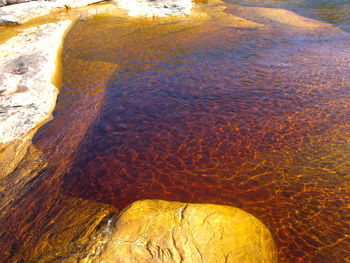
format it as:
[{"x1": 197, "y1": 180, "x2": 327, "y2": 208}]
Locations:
[
  {"x1": 0, "y1": 20, "x2": 73, "y2": 178},
  {"x1": 114, "y1": 0, "x2": 192, "y2": 17},
  {"x1": 56, "y1": 0, "x2": 105, "y2": 9},
  {"x1": 0, "y1": 1, "x2": 62, "y2": 24},
  {"x1": 97, "y1": 200, "x2": 278, "y2": 263},
  {"x1": 0, "y1": 0, "x2": 102, "y2": 25},
  {"x1": 6, "y1": 0, "x2": 32, "y2": 5}
]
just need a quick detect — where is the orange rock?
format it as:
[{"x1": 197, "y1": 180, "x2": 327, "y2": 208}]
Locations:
[{"x1": 96, "y1": 200, "x2": 278, "y2": 263}]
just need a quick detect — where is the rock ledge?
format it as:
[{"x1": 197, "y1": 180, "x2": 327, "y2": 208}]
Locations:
[{"x1": 94, "y1": 200, "x2": 278, "y2": 263}]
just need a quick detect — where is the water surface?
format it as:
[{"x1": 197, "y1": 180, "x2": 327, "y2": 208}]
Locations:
[{"x1": 227, "y1": 0, "x2": 350, "y2": 32}]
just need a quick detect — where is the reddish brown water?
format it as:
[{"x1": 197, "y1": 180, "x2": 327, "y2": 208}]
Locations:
[
  {"x1": 1, "y1": 2, "x2": 350, "y2": 262},
  {"x1": 60, "y1": 11, "x2": 350, "y2": 261}
]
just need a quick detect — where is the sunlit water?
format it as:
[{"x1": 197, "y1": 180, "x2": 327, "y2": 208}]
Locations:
[
  {"x1": 227, "y1": 0, "x2": 350, "y2": 32},
  {"x1": 1, "y1": 1, "x2": 350, "y2": 262}
]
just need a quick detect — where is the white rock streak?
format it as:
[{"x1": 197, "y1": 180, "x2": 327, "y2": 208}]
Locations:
[{"x1": 115, "y1": 0, "x2": 192, "y2": 17}]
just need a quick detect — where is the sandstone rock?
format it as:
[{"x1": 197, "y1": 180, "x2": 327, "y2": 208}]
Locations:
[
  {"x1": 96, "y1": 200, "x2": 278, "y2": 263},
  {"x1": 0, "y1": 20, "x2": 73, "y2": 178},
  {"x1": 114, "y1": 0, "x2": 192, "y2": 17}
]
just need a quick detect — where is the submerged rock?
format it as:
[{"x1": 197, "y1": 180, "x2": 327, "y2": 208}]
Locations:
[
  {"x1": 0, "y1": 145, "x2": 47, "y2": 221},
  {"x1": 94, "y1": 200, "x2": 278, "y2": 263},
  {"x1": 114, "y1": 0, "x2": 192, "y2": 17},
  {"x1": 0, "y1": 20, "x2": 73, "y2": 178}
]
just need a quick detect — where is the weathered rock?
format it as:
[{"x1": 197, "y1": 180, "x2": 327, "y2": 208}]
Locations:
[
  {"x1": 96, "y1": 200, "x2": 278, "y2": 263},
  {"x1": 0, "y1": 0, "x2": 103, "y2": 25},
  {"x1": 6, "y1": 0, "x2": 31, "y2": 5},
  {"x1": 55, "y1": 0, "x2": 105, "y2": 9},
  {"x1": 0, "y1": 1, "x2": 62, "y2": 24},
  {"x1": 0, "y1": 20, "x2": 73, "y2": 178},
  {"x1": 114, "y1": 0, "x2": 192, "y2": 17}
]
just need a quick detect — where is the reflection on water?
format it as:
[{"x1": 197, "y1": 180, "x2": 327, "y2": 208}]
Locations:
[{"x1": 1, "y1": 1, "x2": 350, "y2": 262}]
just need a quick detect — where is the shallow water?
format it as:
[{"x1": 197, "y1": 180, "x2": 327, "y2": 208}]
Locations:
[
  {"x1": 227, "y1": 0, "x2": 350, "y2": 32},
  {"x1": 1, "y1": 1, "x2": 350, "y2": 262}
]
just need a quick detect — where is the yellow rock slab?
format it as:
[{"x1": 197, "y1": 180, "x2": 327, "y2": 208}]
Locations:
[{"x1": 97, "y1": 200, "x2": 278, "y2": 263}]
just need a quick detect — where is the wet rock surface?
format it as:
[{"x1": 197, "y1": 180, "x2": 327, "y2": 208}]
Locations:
[
  {"x1": 94, "y1": 200, "x2": 277, "y2": 263},
  {"x1": 0, "y1": 145, "x2": 47, "y2": 221}
]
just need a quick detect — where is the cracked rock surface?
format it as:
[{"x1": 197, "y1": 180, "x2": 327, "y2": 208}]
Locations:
[{"x1": 96, "y1": 200, "x2": 278, "y2": 263}]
